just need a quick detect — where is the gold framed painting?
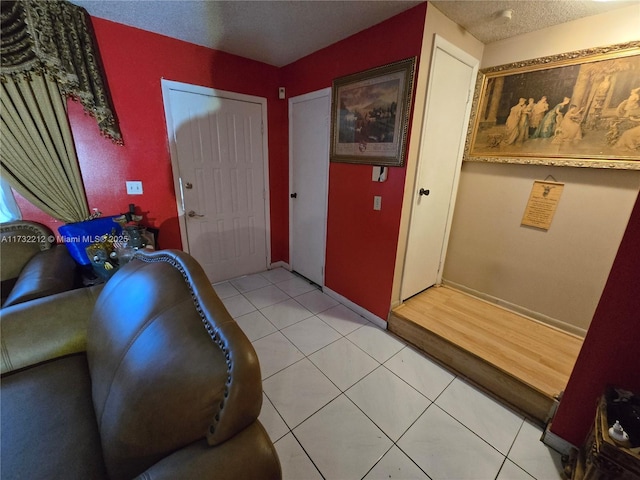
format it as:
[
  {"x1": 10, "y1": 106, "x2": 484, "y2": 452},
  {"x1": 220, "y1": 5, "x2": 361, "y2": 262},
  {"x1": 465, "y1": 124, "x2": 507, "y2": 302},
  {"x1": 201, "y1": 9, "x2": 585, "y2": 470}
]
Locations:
[
  {"x1": 465, "y1": 41, "x2": 640, "y2": 169},
  {"x1": 330, "y1": 57, "x2": 416, "y2": 167}
]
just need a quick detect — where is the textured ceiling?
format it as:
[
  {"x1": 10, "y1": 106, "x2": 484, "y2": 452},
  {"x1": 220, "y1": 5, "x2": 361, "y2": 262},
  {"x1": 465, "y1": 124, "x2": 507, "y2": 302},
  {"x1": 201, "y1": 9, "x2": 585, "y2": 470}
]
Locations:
[
  {"x1": 70, "y1": 0, "x2": 423, "y2": 67},
  {"x1": 429, "y1": 0, "x2": 639, "y2": 44},
  {"x1": 71, "y1": 1, "x2": 639, "y2": 67}
]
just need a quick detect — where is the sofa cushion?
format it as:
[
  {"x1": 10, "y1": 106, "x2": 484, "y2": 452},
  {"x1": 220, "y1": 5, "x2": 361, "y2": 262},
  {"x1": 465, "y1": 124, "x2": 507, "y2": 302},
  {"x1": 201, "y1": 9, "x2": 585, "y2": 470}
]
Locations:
[
  {"x1": 3, "y1": 245, "x2": 77, "y2": 307},
  {"x1": 0, "y1": 354, "x2": 108, "y2": 480},
  {"x1": 87, "y1": 251, "x2": 262, "y2": 479}
]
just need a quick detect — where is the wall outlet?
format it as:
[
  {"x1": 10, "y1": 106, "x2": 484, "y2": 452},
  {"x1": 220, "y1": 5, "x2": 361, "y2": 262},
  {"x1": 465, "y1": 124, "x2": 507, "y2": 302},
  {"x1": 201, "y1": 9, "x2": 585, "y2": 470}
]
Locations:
[
  {"x1": 126, "y1": 181, "x2": 143, "y2": 195},
  {"x1": 373, "y1": 196, "x2": 382, "y2": 211}
]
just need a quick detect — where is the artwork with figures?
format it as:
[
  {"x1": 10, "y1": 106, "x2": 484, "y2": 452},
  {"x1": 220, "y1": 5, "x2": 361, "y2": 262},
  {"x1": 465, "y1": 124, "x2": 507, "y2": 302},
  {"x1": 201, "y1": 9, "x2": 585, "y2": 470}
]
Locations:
[{"x1": 466, "y1": 42, "x2": 640, "y2": 169}]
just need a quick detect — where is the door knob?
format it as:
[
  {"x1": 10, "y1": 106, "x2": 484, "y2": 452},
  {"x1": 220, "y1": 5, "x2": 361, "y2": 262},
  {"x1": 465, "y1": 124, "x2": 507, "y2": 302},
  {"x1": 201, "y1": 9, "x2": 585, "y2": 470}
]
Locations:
[
  {"x1": 419, "y1": 188, "x2": 430, "y2": 196},
  {"x1": 290, "y1": 193, "x2": 297, "y2": 198},
  {"x1": 187, "y1": 210, "x2": 204, "y2": 218},
  {"x1": 184, "y1": 182, "x2": 193, "y2": 189}
]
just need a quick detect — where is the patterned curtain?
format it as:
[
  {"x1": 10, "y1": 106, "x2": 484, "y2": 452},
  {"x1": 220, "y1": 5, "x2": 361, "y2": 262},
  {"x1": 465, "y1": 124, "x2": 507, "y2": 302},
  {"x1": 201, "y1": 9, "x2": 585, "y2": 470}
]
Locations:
[{"x1": 0, "y1": 0, "x2": 122, "y2": 223}]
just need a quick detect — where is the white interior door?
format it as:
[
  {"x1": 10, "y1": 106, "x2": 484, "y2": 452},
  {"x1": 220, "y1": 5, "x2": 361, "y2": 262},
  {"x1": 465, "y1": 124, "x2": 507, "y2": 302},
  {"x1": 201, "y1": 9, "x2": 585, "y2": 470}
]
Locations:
[
  {"x1": 162, "y1": 81, "x2": 269, "y2": 283},
  {"x1": 402, "y1": 36, "x2": 479, "y2": 300},
  {"x1": 289, "y1": 88, "x2": 330, "y2": 286}
]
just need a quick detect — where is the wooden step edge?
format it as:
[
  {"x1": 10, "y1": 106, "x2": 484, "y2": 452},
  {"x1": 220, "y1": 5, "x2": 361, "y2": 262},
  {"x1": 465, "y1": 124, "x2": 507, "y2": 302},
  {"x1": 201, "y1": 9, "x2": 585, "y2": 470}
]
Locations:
[
  {"x1": 393, "y1": 303, "x2": 578, "y2": 385},
  {"x1": 389, "y1": 313, "x2": 554, "y2": 424},
  {"x1": 389, "y1": 311, "x2": 558, "y2": 400},
  {"x1": 389, "y1": 312, "x2": 560, "y2": 399}
]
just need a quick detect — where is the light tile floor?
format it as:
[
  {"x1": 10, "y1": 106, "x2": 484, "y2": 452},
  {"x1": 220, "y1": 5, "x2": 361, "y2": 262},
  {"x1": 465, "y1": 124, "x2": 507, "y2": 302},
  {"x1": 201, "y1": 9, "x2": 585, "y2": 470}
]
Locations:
[{"x1": 215, "y1": 268, "x2": 565, "y2": 480}]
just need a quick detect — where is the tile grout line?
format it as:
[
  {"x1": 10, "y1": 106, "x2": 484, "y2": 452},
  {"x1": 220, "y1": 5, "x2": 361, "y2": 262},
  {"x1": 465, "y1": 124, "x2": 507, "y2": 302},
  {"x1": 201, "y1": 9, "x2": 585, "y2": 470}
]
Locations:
[{"x1": 223, "y1": 270, "x2": 547, "y2": 480}]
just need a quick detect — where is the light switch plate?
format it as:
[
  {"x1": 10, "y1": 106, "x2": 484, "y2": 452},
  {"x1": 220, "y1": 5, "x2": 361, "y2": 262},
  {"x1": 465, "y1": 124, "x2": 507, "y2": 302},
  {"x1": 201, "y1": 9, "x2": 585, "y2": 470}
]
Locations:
[{"x1": 126, "y1": 181, "x2": 143, "y2": 195}]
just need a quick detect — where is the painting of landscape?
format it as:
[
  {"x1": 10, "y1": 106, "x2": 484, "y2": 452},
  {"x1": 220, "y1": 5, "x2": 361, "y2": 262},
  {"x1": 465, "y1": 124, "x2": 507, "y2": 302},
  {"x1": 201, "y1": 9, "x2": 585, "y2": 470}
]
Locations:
[
  {"x1": 337, "y1": 78, "x2": 399, "y2": 145},
  {"x1": 331, "y1": 57, "x2": 415, "y2": 166}
]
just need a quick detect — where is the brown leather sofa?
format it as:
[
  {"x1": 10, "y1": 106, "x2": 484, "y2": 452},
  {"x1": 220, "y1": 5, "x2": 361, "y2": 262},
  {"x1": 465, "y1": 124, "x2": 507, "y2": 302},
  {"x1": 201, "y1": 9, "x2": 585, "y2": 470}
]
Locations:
[
  {"x1": 1, "y1": 220, "x2": 77, "y2": 307},
  {"x1": 0, "y1": 249, "x2": 281, "y2": 479}
]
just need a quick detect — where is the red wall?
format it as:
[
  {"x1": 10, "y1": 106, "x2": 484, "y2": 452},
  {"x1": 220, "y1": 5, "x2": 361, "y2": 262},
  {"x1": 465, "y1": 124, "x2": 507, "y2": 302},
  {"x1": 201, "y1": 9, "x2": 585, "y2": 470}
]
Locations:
[
  {"x1": 17, "y1": 17, "x2": 286, "y2": 254},
  {"x1": 551, "y1": 192, "x2": 640, "y2": 446},
  {"x1": 16, "y1": 4, "x2": 427, "y2": 320},
  {"x1": 281, "y1": 3, "x2": 427, "y2": 319}
]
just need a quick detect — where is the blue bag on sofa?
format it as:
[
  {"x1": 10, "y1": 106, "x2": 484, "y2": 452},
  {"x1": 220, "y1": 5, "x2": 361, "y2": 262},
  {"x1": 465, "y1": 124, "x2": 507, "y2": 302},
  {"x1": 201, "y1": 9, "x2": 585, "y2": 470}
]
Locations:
[{"x1": 58, "y1": 216, "x2": 122, "y2": 265}]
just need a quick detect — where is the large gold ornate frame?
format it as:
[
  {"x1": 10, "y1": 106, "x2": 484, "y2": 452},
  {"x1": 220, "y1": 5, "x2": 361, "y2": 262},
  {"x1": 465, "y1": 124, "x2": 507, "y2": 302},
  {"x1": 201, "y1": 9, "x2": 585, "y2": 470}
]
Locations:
[{"x1": 465, "y1": 41, "x2": 640, "y2": 170}]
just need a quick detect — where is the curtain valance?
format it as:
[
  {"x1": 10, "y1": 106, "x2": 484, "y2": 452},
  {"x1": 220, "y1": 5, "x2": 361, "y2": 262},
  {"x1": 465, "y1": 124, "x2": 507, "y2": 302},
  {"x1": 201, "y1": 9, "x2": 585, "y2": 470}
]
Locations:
[{"x1": 0, "y1": 0, "x2": 122, "y2": 144}]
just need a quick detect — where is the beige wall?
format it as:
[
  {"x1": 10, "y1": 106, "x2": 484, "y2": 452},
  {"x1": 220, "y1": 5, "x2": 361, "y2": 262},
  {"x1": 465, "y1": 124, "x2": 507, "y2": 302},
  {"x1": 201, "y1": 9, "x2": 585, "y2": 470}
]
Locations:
[
  {"x1": 391, "y1": 3, "x2": 484, "y2": 309},
  {"x1": 442, "y1": 5, "x2": 640, "y2": 336}
]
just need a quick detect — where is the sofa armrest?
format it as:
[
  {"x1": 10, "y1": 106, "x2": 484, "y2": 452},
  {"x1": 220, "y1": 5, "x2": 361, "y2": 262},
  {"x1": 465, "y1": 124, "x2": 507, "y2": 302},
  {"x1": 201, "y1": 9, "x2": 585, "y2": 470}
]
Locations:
[
  {"x1": 1, "y1": 285, "x2": 103, "y2": 375},
  {"x1": 3, "y1": 245, "x2": 78, "y2": 307},
  {"x1": 0, "y1": 220, "x2": 54, "y2": 282},
  {"x1": 135, "y1": 421, "x2": 281, "y2": 480}
]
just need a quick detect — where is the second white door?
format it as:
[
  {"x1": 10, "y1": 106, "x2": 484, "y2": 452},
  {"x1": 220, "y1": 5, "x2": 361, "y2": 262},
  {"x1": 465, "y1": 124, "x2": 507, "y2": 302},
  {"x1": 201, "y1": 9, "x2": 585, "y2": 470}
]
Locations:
[{"x1": 289, "y1": 88, "x2": 330, "y2": 286}]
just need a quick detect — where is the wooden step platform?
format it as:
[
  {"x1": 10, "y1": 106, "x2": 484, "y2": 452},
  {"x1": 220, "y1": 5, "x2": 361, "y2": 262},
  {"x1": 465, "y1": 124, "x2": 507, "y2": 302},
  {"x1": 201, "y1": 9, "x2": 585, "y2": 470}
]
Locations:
[{"x1": 388, "y1": 285, "x2": 583, "y2": 424}]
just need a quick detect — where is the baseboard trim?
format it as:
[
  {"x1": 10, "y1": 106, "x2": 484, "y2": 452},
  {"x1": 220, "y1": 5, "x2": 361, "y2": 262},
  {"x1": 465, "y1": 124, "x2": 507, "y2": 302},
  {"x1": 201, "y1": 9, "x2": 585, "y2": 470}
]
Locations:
[
  {"x1": 442, "y1": 279, "x2": 587, "y2": 338},
  {"x1": 322, "y1": 287, "x2": 387, "y2": 330},
  {"x1": 542, "y1": 423, "x2": 577, "y2": 456},
  {"x1": 269, "y1": 261, "x2": 290, "y2": 270}
]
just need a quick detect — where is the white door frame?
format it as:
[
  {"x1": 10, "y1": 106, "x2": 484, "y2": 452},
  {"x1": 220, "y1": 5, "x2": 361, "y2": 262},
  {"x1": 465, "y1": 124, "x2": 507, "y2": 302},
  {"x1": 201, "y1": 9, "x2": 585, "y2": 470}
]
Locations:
[
  {"x1": 400, "y1": 35, "x2": 478, "y2": 300},
  {"x1": 288, "y1": 87, "x2": 331, "y2": 286},
  {"x1": 161, "y1": 79, "x2": 271, "y2": 263}
]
